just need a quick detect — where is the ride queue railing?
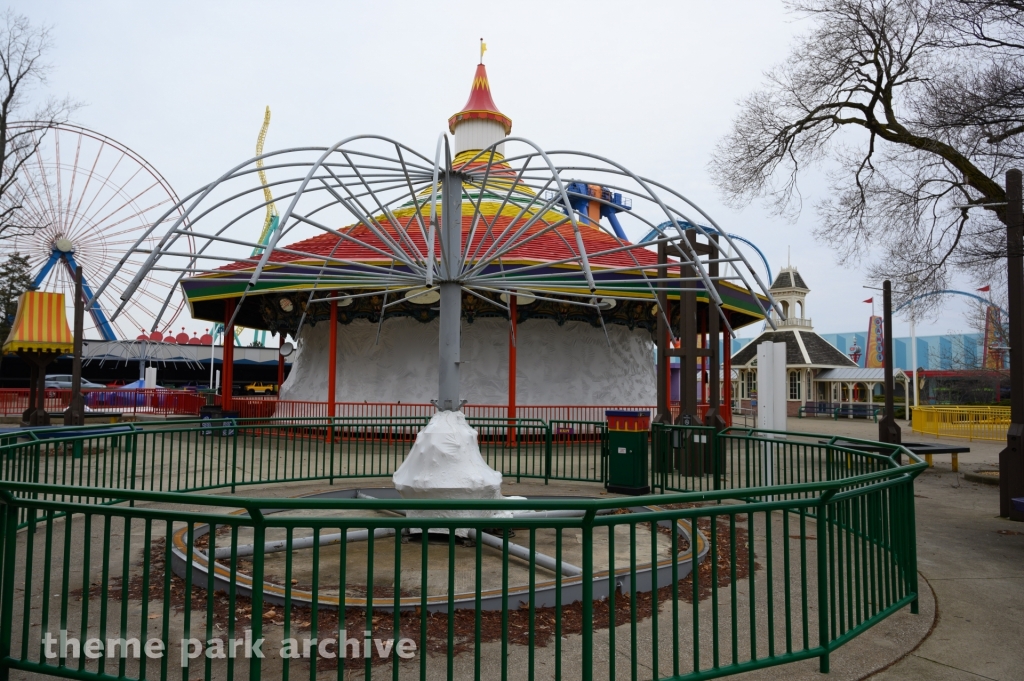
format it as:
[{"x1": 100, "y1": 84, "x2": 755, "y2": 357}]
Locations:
[
  {"x1": 0, "y1": 418, "x2": 924, "y2": 681},
  {"x1": 910, "y1": 405, "x2": 1011, "y2": 441}
]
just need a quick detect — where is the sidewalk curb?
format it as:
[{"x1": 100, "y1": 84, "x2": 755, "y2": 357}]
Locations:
[
  {"x1": 861, "y1": 574, "x2": 939, "y2": 680},
  {"x1": 963, "y1": 470, "x2": 1000, "y2": 485}
]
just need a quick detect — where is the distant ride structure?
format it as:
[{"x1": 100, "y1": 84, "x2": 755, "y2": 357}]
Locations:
[{"x1": 2, "y1": 122, "x2": 194, "y2": 340}]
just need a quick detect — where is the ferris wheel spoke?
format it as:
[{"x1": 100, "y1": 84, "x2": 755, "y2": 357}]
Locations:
[
  {"x1": 85, "y1": 193, "x2": 173, "y2": 240},
  {"x1": 63, "y1": 132, "x2": 84, "y2": 225},
  {"x1": 15, "y1": 175, "x2": 56, "y2": 229},
  {"x1": 24, "y1": 147, "x2": 62, "y2": 232},
  {"x1": 64, "y1": 146, "x2": 124, "y2": 237},
  {"x1": 64, "y1": 148, "x2": 134, "y2": 237},
  {"x1": 54, "y1": 130, "x2": 64, "y2": 231},
  {"x1": 56, "y1": 129, "x2": 74, "y2": 232},
  {"x1": 8, "y1": 198, "x2": 49, "y2": 235},
  {"x1": 100, "y1": 236, "x2": 162, "y2": 249},
  {"x1": 75, "y1": 177, "x2": 158, "y2": 242},
  {"x1": 118, "y1": 309, "x2": 147, "y2": 336},
  {"x1": 33, "y1": 132, "x2": 61, "y2": 233},
  {"x1": 67, "y1": 135, "x2": 105, "y2": 233}
]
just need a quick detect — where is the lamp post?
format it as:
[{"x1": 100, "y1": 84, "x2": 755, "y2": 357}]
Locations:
[
  {"x1": 906, "y1": 273, "x2": 920, "y2": 417},
  {"x1": 1000, "y1": 169, "x2": 1024, "y2": 521},
  {"x1": 878, "y1": 280, "x2": 902, "y2": 450},
  {"x1": 911, "y1": 316, "x2": 918, "y2": 408}
]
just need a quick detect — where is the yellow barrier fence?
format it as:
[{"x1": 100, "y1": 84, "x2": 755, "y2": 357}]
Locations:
[{"x1": 911, "y1": 405, "x2": 1010, "y2": 441}]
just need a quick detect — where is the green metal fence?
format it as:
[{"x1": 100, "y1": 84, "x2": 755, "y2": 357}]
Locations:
[{"x1": 0, "y1": 417, "x2": 924, "y2": 681}]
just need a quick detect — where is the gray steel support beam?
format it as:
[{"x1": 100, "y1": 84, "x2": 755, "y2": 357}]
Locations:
[{"x1": 438, "y1": 282, "x2": 462, "y2": 411}]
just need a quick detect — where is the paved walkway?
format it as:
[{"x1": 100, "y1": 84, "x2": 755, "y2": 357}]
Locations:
[{"x1": 787, "y1": 416, "x2": 1024, "y2": 680}]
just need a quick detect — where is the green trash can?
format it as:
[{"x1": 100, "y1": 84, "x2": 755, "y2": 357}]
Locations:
[{"x1": 605, "y1": 410, "x2": 651, "y2": 495}]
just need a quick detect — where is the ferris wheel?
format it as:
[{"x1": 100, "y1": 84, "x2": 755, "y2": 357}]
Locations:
[{"x1": 1, "y1": 122, "x2": 194, "y2": 340}]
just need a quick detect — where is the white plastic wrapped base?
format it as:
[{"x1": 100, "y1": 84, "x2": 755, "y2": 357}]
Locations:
[{"x1": 393, "y1": 410, "x2": 516, "y2": 530}]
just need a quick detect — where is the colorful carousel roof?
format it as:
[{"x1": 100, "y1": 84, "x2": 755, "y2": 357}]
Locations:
[{"x1": 181, "y1": 184, "x2": 770, "y2": 334}]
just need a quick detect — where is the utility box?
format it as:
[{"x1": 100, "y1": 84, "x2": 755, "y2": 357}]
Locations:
[{"x1": 605, "y1": 410, "x2": 651, "y2": 495}]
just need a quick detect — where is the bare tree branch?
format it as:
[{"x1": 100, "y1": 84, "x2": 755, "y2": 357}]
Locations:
[
  {"x1": 710, "y1": 0, "x2": 1023, "y2": 299},
  {"x1": 0, "y1": 9, "x2": 79, "y2": 243}
]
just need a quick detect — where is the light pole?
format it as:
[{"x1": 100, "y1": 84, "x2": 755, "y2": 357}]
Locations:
[
  {"x1": 878, "y1": 280, "x2": 902, "y2": 450},
  {"x1": 1000, "y1": 169, "x2": 1024, "y2": 521},
  {"x1": 911, "y1": 316, "x2": 919, "y2": 408},
  {"x1": 906, "y1": 273, "x2": 920, "y2": 416}
]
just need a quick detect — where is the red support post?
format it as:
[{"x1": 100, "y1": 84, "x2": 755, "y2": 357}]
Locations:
[
  {"x1": 702, "y1": 319, "x2": 709, "y2": 406},
  {"x1": 508, "y1": 295, "x2": 518, "y2": 445},
  {"x1": 328, "y1": 300, "x2": 338, "y2": 420},
  {"x1": 723, "y1": 314, "x2": 732, "y2": 427},
  {"x1": 222, "y1": 299, "x2": 236, "y2": 411},
  {"x1": 665, "y1": 334, "x2": 673, "y2": 412}
]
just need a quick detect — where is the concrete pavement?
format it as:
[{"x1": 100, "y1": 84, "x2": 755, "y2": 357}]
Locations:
[{"x1": 788, "y1": 415, "x2": 1024, "y2": 681}]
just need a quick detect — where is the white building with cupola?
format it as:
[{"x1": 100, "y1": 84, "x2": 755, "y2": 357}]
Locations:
[{"x1": 729, "y1": 265, "x2": 908, "y2": 417}]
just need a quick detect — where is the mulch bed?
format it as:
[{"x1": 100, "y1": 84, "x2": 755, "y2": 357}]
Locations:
[{"x1": 71, "y1": 505, "x2": 759, "y2": 670}]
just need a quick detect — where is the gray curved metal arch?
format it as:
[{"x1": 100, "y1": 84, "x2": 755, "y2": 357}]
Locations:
[{"x1": 100, "y1": 131, "x2": 781, "y2": 379}]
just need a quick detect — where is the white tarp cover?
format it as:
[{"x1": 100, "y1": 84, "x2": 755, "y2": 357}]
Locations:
[
  {"x1": 279, "y1": 316, "x2": 655, "y2": 405},
  {"x1": 392, "y1": 410, "x2": 505, "y2": 513}
]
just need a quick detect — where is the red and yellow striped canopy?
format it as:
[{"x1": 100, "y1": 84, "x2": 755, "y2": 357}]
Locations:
[{"x1": 2, "y1": 291, "x2": 73, "y2": 354}]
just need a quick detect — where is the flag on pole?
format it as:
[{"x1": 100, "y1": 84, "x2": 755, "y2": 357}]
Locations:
[
  {"x1": 863, "y1": 298, "x2": 873, "y2": 303},
  {"x1": 977, "y1": 285, "x2": 991, "y2": 292},
  {"x1": 480, "y1": 39, "x2": 487, "y2": 63}
]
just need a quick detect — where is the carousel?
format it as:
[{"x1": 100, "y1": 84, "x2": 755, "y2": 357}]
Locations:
[{"x1": 106, "y1": 60, "x2": 775, "y2": 422}]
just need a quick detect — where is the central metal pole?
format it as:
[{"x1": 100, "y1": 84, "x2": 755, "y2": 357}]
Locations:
[{"x1": 437, "y1": 168, "x2": 463, "y2": 411}]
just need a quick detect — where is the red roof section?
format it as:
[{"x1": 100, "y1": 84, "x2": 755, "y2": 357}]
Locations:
[
  {"x1": 448, "y1": 64, "x2": 512, "y2": 135},
  {"x1": 223, "y1": 215, "x2": 659, "y2": 272}
]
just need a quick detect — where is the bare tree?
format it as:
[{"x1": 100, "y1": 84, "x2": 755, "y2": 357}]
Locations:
[
  {"x1": 0, "y1": 9, "x2": 77, "y2": 242},
  {"x1": 710, "y1": 0, "x2": 1024, "y2": 300}
]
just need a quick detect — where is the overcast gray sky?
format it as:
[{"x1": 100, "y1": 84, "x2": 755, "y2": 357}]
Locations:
[{"x1": 10, "y1": 0, "x2": 989, "y2": 341}]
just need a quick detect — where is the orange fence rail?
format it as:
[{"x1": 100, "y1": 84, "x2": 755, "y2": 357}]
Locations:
[
  {"x1": 0, "y1": 389, "x2": 720, "y2": 425},
  {"x1": 230, "y1": 398, "x2": 713, "y2": 424}
]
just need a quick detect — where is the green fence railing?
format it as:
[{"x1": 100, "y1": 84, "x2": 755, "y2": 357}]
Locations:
[{"x1": 0, "y1": 417, "x2": 924, "y2": 681}]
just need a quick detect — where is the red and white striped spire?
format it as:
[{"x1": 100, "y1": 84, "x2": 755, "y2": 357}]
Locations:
[{"x1": 448, "y1": 48, "x2": 511, "y2": 155}]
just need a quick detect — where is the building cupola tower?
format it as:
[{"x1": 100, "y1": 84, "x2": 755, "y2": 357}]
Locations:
[
  {"x1": 769, "y1": 265, "x2": 812, "y2": 329},
  {"x1": 448, "y1": 58, "x2": 512, "y2": 156}
]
